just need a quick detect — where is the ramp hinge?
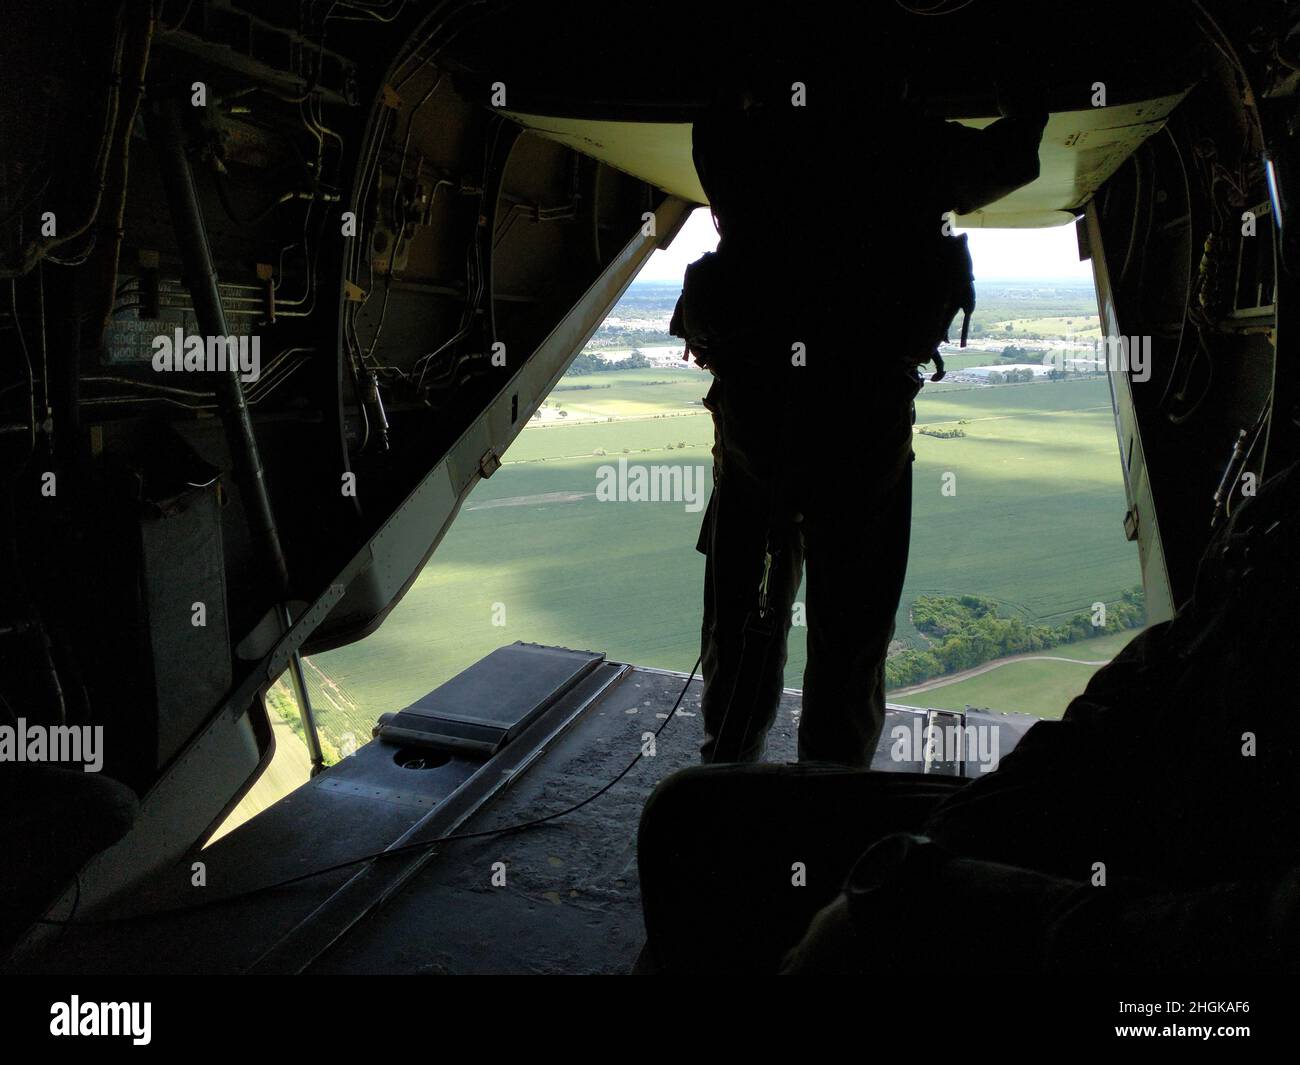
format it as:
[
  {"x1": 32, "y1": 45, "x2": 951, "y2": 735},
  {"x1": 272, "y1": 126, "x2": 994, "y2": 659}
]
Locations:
[{"x1": 1123, "y1": 505, "x2": 1140, "y2": 541}]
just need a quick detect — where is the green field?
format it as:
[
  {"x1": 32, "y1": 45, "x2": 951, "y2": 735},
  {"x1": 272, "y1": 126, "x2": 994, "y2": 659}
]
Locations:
[
  {"x1": 303, "y1": 373, "x2": 1141, "y2": 743},
  {"x1": 995, "y1": 314, "x2": 1102, "y2": 337},
  {"x1": 892, "y1": 629, "x2": 1138, "y2": 719},
  {"x1": 543, "y1": 368, "x2": 709, "y2": 419},
  {"x1": 512, "y1": 411, "x2": 712, "y2": 458},
  {"x1": 902, "y1": 658, "x2": 1099, "y2": 718},
  {"x1": 929, "y1": 350, "x2": 1011, "y2": 370}
]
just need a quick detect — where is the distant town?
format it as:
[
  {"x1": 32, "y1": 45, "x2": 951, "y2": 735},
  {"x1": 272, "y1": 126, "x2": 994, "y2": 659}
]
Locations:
[{"x1": 573, "y1": 278, "x2": 1110, "y2": 382}]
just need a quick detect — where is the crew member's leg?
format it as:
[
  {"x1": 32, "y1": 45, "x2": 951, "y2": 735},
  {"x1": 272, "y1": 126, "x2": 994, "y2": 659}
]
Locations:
[
  {"x1": 799, "y1": 372, "x2": 919, "y2": 766},
  {"x1": 698, "y1": 376, "x2": 802, "y2": 764}
]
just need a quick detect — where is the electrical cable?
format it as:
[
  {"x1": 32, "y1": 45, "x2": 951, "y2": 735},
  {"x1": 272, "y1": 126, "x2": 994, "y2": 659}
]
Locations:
[
  {"x1": 1157, "y1": 124, "x2": 1197, "y2": 415},
  {"x1": 5, "y1": 280, "x2": 35, "y2": 465},
  {"x1": 362, "y1": 75, "x2": 444, "y2": 367},
  {"x1": 1, "y1": 4, "x2": 128, "y2": 277},
  {"x1": 412, "y1": 118, "x2": 498, "y2": 391},
  {"x1": 328, "y1": 0, "x2": 410, "y2": 23},
  {"x1": 37, "y1": 656, "x2": 702, "y2": 928},
  {"x1": 1224, "y1": 395, "x2": 1272, "y2": 521},
  {"x1": 894, "y1": 0, "x2": 978, "y2": 15},
  {"x1": 158, "y1": 0, "x2": 194, "y2": 35}
]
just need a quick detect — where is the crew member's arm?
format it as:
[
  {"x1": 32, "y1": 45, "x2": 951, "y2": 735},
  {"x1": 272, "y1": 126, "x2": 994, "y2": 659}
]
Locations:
[
  {"x1": 781, "y1": 834, "x2": 1300, "y2": 974},
  {"x1": 939, "y1": 78, "x2": 1049, "y2": 215},
  {"x1": 942, "y1": 112, "x2": 1049, "y2": 215}
]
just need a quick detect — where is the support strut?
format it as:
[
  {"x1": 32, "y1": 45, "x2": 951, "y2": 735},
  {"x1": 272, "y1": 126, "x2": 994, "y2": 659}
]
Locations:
[{"x1": 145, "y1": 97, "x2": 325, "y2": 775}]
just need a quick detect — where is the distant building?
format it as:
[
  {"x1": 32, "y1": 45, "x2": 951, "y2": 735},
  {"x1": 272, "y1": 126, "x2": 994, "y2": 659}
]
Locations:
[{"x1": 961, "y1": 363, "x2": 1053, "y2": 380}]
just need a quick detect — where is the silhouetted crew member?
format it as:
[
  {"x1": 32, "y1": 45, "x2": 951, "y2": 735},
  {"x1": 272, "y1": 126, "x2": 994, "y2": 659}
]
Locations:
[{"x1": 673, "y1": 73, "x2": 1046, "y2": 766}]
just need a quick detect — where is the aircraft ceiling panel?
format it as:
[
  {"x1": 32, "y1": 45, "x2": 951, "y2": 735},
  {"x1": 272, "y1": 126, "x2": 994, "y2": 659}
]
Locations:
[
  {"x1": 508, "y1": 89, "x2": 1189, "y2": 230},
  {"x1": 956, "y1": 90, "x2": 1191, "y2": 228},
  {"x1": 503, "y1": 113, "x2": 709, "y2": 203}
]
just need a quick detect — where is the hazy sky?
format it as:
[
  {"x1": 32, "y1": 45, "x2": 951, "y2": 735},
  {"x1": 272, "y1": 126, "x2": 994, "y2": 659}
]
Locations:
[{"x1": 637, "y1": 206, "x2": 1095, "y2": 284}]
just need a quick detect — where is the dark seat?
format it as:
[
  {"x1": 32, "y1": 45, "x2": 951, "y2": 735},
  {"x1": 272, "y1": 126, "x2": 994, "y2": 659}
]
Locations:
[{"x1": 0, "y1": 764, "x2": 138, "y2": 950}]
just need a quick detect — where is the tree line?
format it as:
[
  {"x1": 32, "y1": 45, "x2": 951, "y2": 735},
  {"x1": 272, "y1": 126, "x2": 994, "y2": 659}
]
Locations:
[
  {"x1": 886, "y1": 588, "x2": 1147, "y2": 689},
  {"x1": 986, "y1": 367, "x2": 1038, "y2": 384},
  {"x1": 567, "y1": 350, "x2": 651, "y2": 375}
]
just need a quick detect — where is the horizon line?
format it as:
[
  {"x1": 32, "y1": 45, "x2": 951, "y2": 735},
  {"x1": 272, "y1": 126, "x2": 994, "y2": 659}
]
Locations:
[{"x1": 629, "y1": 275, "x2": 1095, "y2": 285}]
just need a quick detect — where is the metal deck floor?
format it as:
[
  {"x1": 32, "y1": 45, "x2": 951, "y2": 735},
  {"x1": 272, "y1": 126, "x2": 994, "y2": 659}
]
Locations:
[
  {"x1": 310, "y1": 668, "x2": 986, "y2": 975},
  {"x1": 311, "y1": 666, "x2": 739, "y2": 974},
  {"x1": 9, "y1": 653, "x2": 1035, "y2": 976}
]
